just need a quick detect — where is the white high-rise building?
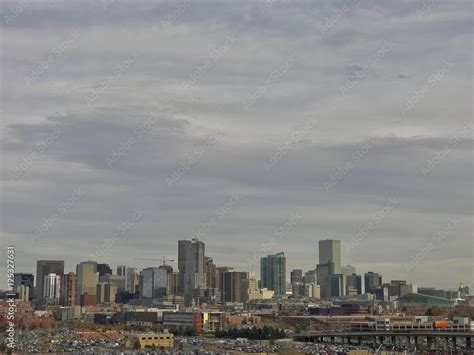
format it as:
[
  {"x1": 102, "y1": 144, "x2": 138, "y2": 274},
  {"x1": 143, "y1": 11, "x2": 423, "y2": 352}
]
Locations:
[{"x1": 43, "y1": 273, "x2": 61, "y2": 303}]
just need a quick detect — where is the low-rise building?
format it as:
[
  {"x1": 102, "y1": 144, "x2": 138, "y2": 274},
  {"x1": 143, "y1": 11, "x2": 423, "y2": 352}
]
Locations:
[{"x1": 125, "y1": 330, "x2": 174, "y2": 349}]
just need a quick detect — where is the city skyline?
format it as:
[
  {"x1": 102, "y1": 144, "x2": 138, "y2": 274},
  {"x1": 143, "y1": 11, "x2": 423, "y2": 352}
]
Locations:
[
  {"x1": 1, "y1": 1, "x2": 472, "y2": 291},
  {"x1": 6, "y1": 238, "x2": 468, "y2": 293}
]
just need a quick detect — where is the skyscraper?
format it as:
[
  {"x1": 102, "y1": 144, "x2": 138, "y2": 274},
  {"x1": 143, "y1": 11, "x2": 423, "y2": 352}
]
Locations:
[
  {"x1": 177, "y1": 240, "x2": 191, "y2": 294},
  {"x1": 220, "y1": 271, "x2": 248, "y2": 303},
  {"x1": 318, "y1": 240, "x2": 341, "y2": 274},
  {"x1": 36, "y1": 260, "x2": 64, "y2": 300},
  {"x1": 96, "y1": 282, "x2": 117, "y2": 303},
  {"x1": 180, "y1": 239, "x2": 207, "y2": 303},
  {"x1": 43, "y1": 273, "x2": 61, "y2": 303},
  {"x1": 204, "y1": 256, "x2": 218, "y2": 289},
  {"x1": 14, "y1": 273, "x2": 34, "y2": 301},
  {"x1": 317, "y1": 240, "x2": 342, "y2": 298},
  {"x1": 97, "y1": 263, "x2": 112, "y2": 276},
  {"x1": 117, "y1": 265, "x2": 138, "y2": 293},
  {"x1": 76, "y1": 261, "x2": 98, "y2": 304},
  {"x1": 260, "y1": 252, "x2": 286, "y2": 295},
  {"x1": 364, "y1": 271, "x2": 382, "y2": 293},
  {"x1": 347, "y1": 273, "x2": 363, "y2": 295},
  {"x1": 59, "y1": 272, "x2": 77, "y2": 306},
  {"x1": 290, "y1": 269, "x2": 303, "y2": 284},
  {"x1": 140, "y1": 266, "x2": 171, "y2": 299}
]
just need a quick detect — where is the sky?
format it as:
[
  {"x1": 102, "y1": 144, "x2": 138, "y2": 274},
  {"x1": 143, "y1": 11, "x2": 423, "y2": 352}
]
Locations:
[{"x1": 0, "y1": 0, "x2": 472, "y2": 290}]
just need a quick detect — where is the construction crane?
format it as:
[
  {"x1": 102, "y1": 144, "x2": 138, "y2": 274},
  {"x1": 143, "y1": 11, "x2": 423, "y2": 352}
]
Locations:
[{"x1": 134, "y1": 256, "x2": 174, "y2": 266}]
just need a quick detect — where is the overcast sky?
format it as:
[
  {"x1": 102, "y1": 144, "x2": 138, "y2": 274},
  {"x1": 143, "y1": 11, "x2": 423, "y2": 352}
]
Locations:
[{"x1": 1, "y1": 0, "x2": 472, "y2": 290}]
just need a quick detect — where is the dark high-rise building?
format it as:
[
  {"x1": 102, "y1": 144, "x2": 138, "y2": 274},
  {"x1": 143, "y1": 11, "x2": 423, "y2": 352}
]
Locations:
[
  {"x1": 36, "y1": 260, "x2": 64, "y2": 300},
  {"x1": 178, "y1": 240, "x2": 191, "y2": 294},
  {"x1": 59, "y1": 272, "x2": 77, "y2": 306},
  {"x1": 347, "y1": 273, "x2": 363, "y2": 294},
  {"x1": 260, "y1": 252, "x2": 286, "y2": 295},
  {"x1": 364, "y1": 272, "x2": 382, "y2": 293},
  {"x1": 183, "y1": 239, "x2": 206, "y2": 303},
  {"x1": 290, "y1": 269, "x2": 303, "y2": 284},
  {"x1": 97, "y1": 263, "x2": 112, "y2": 276},
  {"x1": 14, "y1": 273, "x2": 34, "y2": 300},
  {"x1": 204, "y1": 257, "x2": 218, "y2": 289},
  {"x1": 219, "y1": 271, "x2": 248, "y2": 303}
]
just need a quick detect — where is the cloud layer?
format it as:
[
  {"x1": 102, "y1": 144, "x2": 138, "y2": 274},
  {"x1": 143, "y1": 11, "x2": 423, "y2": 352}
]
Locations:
[{"x1": 1, "y1": 0, "x2": 472, "y2": 290}]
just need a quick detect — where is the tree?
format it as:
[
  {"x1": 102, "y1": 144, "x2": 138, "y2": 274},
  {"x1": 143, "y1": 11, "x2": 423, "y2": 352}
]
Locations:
[{"x1": 133, "y1": 338, "x2": 141, "y2": 349}]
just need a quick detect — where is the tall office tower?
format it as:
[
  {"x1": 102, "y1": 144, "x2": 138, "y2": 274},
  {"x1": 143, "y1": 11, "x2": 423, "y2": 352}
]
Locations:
[
  {"x1": 178, "y1": 240, "x2": 191, "y2": 294},
  {"x1": 316, "y1": 240, "x2": 342, "y2": 299},
  {"x1": 347, "y1": 274, "x2": 363, "y2": 295},
  {"x1": 59, "y1": 272, "x2": 77, "y2": 306},
  {"x1": 241, "y1": 274, "x2": 259, "y2": 303},
  {"x1": 159, "y1": 264, "x2": 173, "y2": 295},
  {"x1": 36, "y1": 260, "x2": 64, "y2": 300},
  {"x1": 260, "y1": 252, "x2": 286, "y2": 295},
  {"x1": 99, "y1": 274, "x2": 125, "y2": 292},
  {"x1": 316, "y1": 263, "x2": 330, "y2": 298},
  {"x1": 216, "y1": 266, "x2": 233, "y2": 303},
  {"x1": 97, "y1": 263, "x2": 112, "y2": 276},
  {"x1": 183, "y1": 239, "x2": 207, "y2": 303},
  {"x1": 318, "y1": 240, "x2": 341, "y2": 274},
  {"x1": 76, "y1": 261, "x2": 98, "y2": 304},
  {"x1": 204, "y1": 257, "x2": 218, "y2": 289},
  {"x1": 219, "y1": 271, "x2": 248, "y2": 303},
  {"x1": 170, "y1": 272, "x2": 180, "y2": 295},
  {"x1": 328, "y1": 274, "x2": 345, "y2": 297},
  {"x1": 304, "y1": 269, "x2": 317, "y2": 284},
  {"x1": 140, "y1": 266, "x2": 171, "y2": 298},
  {"x1": 96, "y1": 282, "x2": 117, "y2": 303},
  {"x1": 43, "y1": 273, "x2": 61, "y2": 303},
  {"x1": 290, "y1": 269, "x2": 303, "y2": 284},
  {"x1": 130, "y1": 272, "x2": 140, "y2": 294},
  {"x1": 364, "y1": 271, "x2": 382, "y2": 294},
  {"x1": 117, "y1": 266, "x2": 138, "y2": 293},
  {"x1": 14, "y1": 273, "x2": 34, "y2": 301}
]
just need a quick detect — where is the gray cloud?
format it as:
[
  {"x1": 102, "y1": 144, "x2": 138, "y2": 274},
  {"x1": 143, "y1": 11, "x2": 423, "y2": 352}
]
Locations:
[{"x1": 0, "y1": 0, "x2": 471, "y2": 290}]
